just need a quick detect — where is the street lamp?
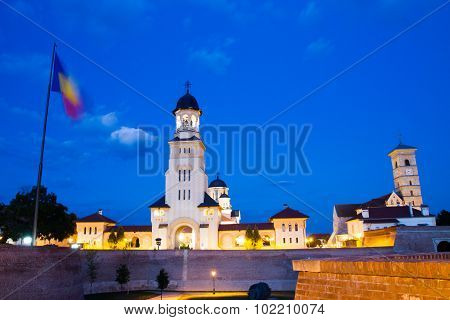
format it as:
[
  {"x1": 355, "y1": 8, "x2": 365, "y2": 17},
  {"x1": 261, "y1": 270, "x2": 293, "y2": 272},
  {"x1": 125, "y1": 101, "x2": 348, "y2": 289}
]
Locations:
[
  {"x1": 210, "y1": 269, "x2": 217, "y2": 295},
  {"x1": 155, "y1": 238, "x2": 162, "y2": 250}
]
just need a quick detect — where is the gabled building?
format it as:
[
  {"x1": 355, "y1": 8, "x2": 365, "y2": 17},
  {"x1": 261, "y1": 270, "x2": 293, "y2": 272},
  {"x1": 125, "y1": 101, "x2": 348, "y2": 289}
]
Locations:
[{"x1": 328, "y1": 143, "x2": 436, "y2": 247}]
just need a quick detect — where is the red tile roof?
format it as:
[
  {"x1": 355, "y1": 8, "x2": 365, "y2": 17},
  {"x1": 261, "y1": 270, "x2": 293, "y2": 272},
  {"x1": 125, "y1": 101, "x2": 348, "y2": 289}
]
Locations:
[
  {"x1": 105, "y1": 225, "x2": 152, "y2": 232},
  {"x1": 270, "y1": 207, "x2": 309, "y2": 220},
  {"x1": 218, "y1": 223, "x2": 274, "y2": 231},
  {"x1": 77, "y1": 212, "x2": 116, "y2": 224}
]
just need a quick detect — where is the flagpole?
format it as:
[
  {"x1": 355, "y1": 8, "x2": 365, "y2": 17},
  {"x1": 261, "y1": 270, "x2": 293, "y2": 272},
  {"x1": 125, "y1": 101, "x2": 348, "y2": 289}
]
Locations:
[{"x1": 32, "y1": 42, "x2": 56, "y2": 246}]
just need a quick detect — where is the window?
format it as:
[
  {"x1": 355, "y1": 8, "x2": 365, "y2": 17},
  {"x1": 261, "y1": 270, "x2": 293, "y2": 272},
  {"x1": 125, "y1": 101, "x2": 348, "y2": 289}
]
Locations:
[
  {"x1": 188, "y1": 170, "x2": 191, "y2": 181},
  {"x1": 179, "y1": 148, "x2": 181, "y2": 153},
  {"x1": 288, "y1": 224, "x2": 292, "y2": 232},
  {"x1": 283, "y1": 238, "x2": 286, "y2": 244},
  {"x1": 188, "y1": 148, "x2": 191, "y2": 153},
  {"x1": 178, "y1": 170, "x2": 181, "y2": 182},
  {"x1": 410, "y1": 190, "x2": 414, "y2": 196},
  {"x1": 188, "y1": 190, "x2": 191, "y2": 200},
  {"x1": 282, "y1": 224, "x2": 286, "y2": 232},
  {"x1": 84, "y1": 227, "x2": 86, "y2": 234},
  {"x1": 183, "y1": 190, "x2": 186, "y2": 200},
  {"x1": 262, "y1": 235, "x2": 270, "y2": 246},
  {"x1": 395, "y1": 161, "x2": 398, "y2": 168},
  {"x1": 289, "y1": 238, "x2": 292, "y2": 243},
  {"x1": 405, "y1": 159, "x2": 411, "y2": 166},
  {"x1": 178, "y1": 190, "x2": 181, "y2": 200},
  {"x1": 94, "y1": 227, "x2": 97, "y2": 234},
  {"x1": 296, "y1": 237, "x2": 299, "y2": 243},
  {"x1": 89, "y1": 227, "x2": 92, "y2": 235},
  {"x1": 295, "y1": 224, "x2": 298, "y2": 232},
  {"x1": 183, "y1": 170, "x2": 186, "y2": 181},
  {"x1": 409, "y1": 180, "x2": 413, "y2": 186},
  {"x1": 184, "y1": 148, "x2": 186, "y2": 153}
]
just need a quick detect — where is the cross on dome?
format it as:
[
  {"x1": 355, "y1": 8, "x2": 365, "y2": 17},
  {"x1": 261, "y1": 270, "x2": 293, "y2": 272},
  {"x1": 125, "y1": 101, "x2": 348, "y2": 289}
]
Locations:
[{"x1": 184, "y1": 80, "x2": 192, "y2": 93}]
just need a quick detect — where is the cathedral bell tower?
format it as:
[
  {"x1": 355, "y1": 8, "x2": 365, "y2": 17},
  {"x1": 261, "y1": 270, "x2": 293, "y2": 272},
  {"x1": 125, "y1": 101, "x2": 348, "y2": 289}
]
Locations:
[
  {"x1": 388, "y1": 142, "x2": 423, "y2": 209},
  {"x1": 165, "y1": 81, "x2": 208, "y2": 216}
]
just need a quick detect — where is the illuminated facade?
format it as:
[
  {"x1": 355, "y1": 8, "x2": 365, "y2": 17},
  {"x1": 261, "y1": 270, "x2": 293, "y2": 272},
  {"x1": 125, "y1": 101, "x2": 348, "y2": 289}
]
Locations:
[{"x1": 74, "y1": 86, "x2": 309, "y2": 250}]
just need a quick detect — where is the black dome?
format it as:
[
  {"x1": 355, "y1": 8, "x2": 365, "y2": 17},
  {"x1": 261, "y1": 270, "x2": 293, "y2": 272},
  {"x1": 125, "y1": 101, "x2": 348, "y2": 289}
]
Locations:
[
  {"x1": 209, "y1": 175, "x2": 227, "y2": 188},
  {"x1": 172, "y1": 93, "x2": 201, "y2": 115}
]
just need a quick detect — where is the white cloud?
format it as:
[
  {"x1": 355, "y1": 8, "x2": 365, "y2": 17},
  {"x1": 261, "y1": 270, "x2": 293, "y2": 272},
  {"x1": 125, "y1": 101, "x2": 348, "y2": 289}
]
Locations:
[
  {"x1": 305, "y1": 38, "x2": 333, "y2": 57},
  {"x1": 299, "y1": 1, "x2": 319, "y2": 23},
  {"x1": 189, "y1": 48, "x2": 232, "y2": 74},
  {"x1": 100, "y1": 112, "x2": 118, "y2": 127},
  {"x1": 110, "y1": 126, "x2": 155, "y2": 145}
]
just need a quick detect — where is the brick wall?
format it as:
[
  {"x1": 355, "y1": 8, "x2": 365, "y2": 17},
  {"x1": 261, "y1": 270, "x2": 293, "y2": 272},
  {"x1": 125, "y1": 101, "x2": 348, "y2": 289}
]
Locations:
[
  {"x1": 293, "y1": 253, "x2": 450, "y2": 300},
  {"x1": 0, "y1": 245, "x2": 84, "y2": 300}
]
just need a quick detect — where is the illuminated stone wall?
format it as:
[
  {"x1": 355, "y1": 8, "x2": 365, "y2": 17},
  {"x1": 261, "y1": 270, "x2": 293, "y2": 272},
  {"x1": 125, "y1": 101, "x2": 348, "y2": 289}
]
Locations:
[
  {"x1": 293, "y1": 253, "x2": 450, "y2": 300},
  {"x1": 79, "y1": 247, "x2": 394, "y2": 294},
  {"x1": 0, "y1": 245, "x2": 84, "y2": 300}
]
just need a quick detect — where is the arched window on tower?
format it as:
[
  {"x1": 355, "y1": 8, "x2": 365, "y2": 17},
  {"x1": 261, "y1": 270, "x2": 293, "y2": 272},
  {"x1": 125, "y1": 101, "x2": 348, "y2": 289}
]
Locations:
[
  {"x1": 410, "y1": 190, "x2": 414, "y2": 196},
  {"x1": 395, "y1": 161, "x2": 398, "y2": 168},
  {"x1": 409, "y1": 180, "x2": 413, "y2": 186},
  {"x1": 405, "y1": 159, "x2": 411, "y2": 166}
]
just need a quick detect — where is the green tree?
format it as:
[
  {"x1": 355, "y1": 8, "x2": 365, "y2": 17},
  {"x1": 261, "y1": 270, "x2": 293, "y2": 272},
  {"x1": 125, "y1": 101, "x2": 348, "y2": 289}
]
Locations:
[
  {"x1": 244, "y1": 225, "x2": 263, "y2": 250},
  {"x1": 156, "y1": 268, "x2": 169, "y2": 300},
  {"x1": 108, "y1": 226, "x2": 125, "y2": 249},
  {"x1": 0, "y1": 186, "x2": 76, "y2": 243},
  {"x1": 436, "y1": 210, "x2": 450, "y2": 226},
  {"x1": 115, "y1": 264, "x2": 130, "y2": 292},
  {"x1": 86, "y1": 251, "x2": 98, "y2": 294}
]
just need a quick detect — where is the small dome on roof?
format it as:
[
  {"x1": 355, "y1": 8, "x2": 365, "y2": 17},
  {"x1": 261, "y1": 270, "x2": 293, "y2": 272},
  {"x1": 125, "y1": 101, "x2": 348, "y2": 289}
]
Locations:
[{"x1": 209, "y1": 175, "x2": 227, "y2": 188}]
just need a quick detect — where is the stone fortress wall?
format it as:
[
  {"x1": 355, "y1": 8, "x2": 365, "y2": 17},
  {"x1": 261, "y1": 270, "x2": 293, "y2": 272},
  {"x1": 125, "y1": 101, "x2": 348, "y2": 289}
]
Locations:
[{"x1": 293, "y1": 253, "x2": 450, "y2": 300}]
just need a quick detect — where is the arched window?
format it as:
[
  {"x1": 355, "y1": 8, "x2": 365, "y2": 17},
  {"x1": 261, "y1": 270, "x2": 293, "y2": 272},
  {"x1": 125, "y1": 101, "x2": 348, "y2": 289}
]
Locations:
[
  {"x1": 178, "y1": 170, "x2": 181, "y2": 181},
  {"x1": 178, "y1": 190, "x2": 181, "y2": 200},
  {"x1": 405, "y1": 159, "x2": 411, "y2": 166},
  {"x1": 188, "y1": 170, "x2": 191, "y2": 181},
  {"x1": 183, "y1": 190, "x2": 186, "y2": 200},
  {"x1": 183, "y1": 170, "x2": 186, "y2": 181},
  {"x1": 395, "y1": 161, "x2": 398, "y2": 168},
  {"x1": 289, "y1": 238, "x2": 292, "y2": 243},
  {"x1": 94, "y1": 227, "x2": 97, "y2": 234},
  {"x1": 295, "y1": 224, "x2": 299, "y2": 231},
  {"x1": 131, "y1": 237, "x2": 140, "y2": 248},
  {"x1": 283, "y1": 238, "x2": 286, "y2": 243},
  {"x1": 84, "y1": 227, "x2": 86, "y2": 234},
  {"x1": 296, "y1": 237, "x2": 299, "y2": 243},
  {"x1": 89, "y1": 227, "x2": 92, "y2": 235},
  {"x1": 288, "y1": 224, "x2": 292, "y2": 232},
  {"x1": 410, "y1": 190, "x2": 414, "y2": 196},
  {"x1": 188, "y1": 190, "x2": 191, "y2": 200},
  {"x1": 282, "y1": 224, "x2": 286, "y2": 232}
]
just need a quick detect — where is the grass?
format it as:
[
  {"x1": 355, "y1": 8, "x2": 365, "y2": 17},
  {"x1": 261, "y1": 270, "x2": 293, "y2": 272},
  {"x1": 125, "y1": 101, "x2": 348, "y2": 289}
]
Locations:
[
  {"x1": 85, "y1": 290, "x2": 159, "y2": 300},
  {"x1": 183, "y1": 291, "x2": 295, "y2": 300},
  {"x1": 85, "y1": 290, "x2": 295, "y2": 300}
]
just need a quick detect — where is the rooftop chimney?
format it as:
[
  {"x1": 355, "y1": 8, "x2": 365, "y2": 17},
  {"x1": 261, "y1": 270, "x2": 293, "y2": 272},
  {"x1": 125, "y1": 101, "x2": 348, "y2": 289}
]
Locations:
[
  {"x1": 98, "y1": 209, "x2": 103, "y2": 215},
  {"x1": 283, "y1": 204, "x2": 288, "y2": 209},
  {"x1": 421, "y1": 205, "x2": 430, "y2": 216}
]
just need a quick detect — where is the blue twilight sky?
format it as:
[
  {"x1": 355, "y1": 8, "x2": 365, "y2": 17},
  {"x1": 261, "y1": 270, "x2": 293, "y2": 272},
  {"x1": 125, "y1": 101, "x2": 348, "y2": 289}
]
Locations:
[{"x1": 0, "y1": 0, "x2": 449, "y2": 234}]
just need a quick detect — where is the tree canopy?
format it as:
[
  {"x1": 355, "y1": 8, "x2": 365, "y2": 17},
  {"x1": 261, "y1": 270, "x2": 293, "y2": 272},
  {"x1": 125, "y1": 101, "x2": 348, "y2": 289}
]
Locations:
[
  {"x1": 0, "y1": 186, "x2": 76, "y2": 243},
  {"x1": 436, "y1": 210, "x2": 450, "y2": 226},
  {"x1": 245, "y1": 225, "x2": 263, "y2": 250}
]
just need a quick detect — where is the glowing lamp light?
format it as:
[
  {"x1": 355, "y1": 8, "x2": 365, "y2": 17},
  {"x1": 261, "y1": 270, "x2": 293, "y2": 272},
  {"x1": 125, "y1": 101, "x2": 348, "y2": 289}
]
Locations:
[
  {"x1": 211, "y1": 270, "x2": 217, "y2": 278},
  {"x1": 22, "y1": 236, "x2": 32, "y2": 246},
  {"x1": 71, "y1": 243, "x2": 80, "y2": 249},
  {"x1": 68, "y1": 238, "x2": 73, "y2": 244},
  {"x1": 178, "y1": 233, "x2": 185, "y2": 242},
  {"x1": 236, "y1": 236, "x2": 244, "y2": 246}
]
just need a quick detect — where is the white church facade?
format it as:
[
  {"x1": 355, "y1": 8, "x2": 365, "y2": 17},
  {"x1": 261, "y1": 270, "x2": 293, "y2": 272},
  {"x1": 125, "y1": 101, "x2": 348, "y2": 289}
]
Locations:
[{"x1": 74, "y1": 85, "x2": 310, "y2": 250}]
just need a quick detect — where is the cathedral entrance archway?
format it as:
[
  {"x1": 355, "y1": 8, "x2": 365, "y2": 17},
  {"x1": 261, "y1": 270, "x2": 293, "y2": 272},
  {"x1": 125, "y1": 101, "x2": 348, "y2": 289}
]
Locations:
[{"x1": 175, "y1": 226, "x2": 193, "y2": 249}]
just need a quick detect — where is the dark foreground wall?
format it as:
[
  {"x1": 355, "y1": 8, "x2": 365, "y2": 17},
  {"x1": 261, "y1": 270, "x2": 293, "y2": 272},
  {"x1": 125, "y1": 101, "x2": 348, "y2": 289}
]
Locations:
[
  {"x1": 80, "y1": 247, "x2": 394, "y2": 294},
  {"x1": 0, "y1": 245, "x2": 84, "y2": 300}
]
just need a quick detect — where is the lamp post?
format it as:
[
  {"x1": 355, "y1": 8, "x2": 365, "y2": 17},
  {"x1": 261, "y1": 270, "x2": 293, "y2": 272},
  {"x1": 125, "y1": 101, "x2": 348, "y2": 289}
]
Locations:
[
  {"x1": 155, "y1": 238, "x2": 161, "y2": 250},
  {"x1": 211, "y1": 270, "x2": 217, "y2": 295}
]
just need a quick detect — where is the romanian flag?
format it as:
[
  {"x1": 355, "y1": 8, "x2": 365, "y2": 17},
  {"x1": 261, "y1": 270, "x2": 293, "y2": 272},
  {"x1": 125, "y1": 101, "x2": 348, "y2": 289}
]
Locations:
[{"x1": 51, "y1": 53, "x2": 84, "y2": 119}]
